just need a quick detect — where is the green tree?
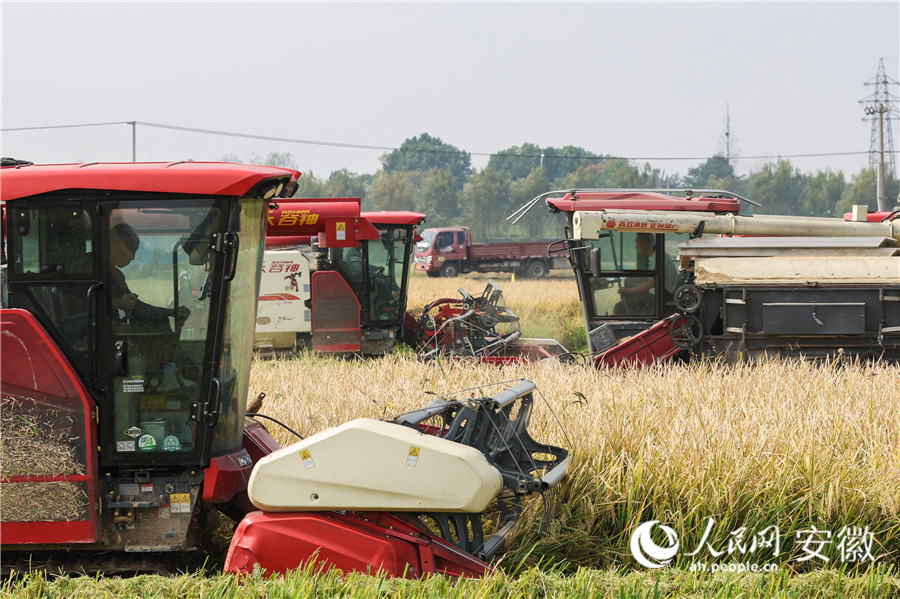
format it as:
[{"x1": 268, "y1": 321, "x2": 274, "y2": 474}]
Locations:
[
  {"x1": 381, "y1": 133, "x2": 471, "y2": 190},
  {"x1": 510, "y1": 167, "x2": 552, "y2": 239},
  {"x1": 746, "y1": 160, "x2": 806, "y2": 215},
  {"x1": 419, "y1": 168, "x2": 460, "y2": 227},
  {"x1": 799, "y1": 169, "x2": 846, "y2": 216},
  {"x1": 835, "y1": 168, "x2": 878, "y2": 215},
  {"x1": 683, "y1": 154, "x2": 735, "y2": 189},
  {"x1": 488, "y1": 144, "x2": 603, "y2": 184},
  {"x1": 325, "y1": 169, "x2": 368, "y2": 199},
  {"x1": 368, "y1": 170, "x2": 415, "y2": 212},
  {"x1": 487, "y1": 143, "x2": 544, "y2": 181},
  {"x1": 558, "y1": 165, "x2": 602, "y2": 190},
  {"x1": 544, "y1": 145, "x2": 605, "y2": 184},
  {"x1": 462, "y1": 168, "x2": 512, "y2": 240},
  {"x1": 595, "y1": 160, "x2": 666, "y2": 188},
  {"x1": 291, "y1": 170, "x2": 326, "y2": 198}
]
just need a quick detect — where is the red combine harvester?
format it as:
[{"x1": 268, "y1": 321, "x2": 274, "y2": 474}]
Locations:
[
  {"x1": 0, "y1": 160, "x2": 568, "y2": 577},
  {"x1": 533, "y1": 189, "x2": 900, "y2": 366},
  {"x1": 258, "y1": 199, "x2": 425, "y2": 354}
]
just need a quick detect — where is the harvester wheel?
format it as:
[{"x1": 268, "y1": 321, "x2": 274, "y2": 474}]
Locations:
[
  {"x1": 674, "y1": 284, "x2": 702, "y2": 313},
  {"x1": 670, "y1": 315, "x2": 703, "y2": 349}
]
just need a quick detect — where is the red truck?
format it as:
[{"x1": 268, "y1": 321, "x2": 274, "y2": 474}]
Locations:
[{"x1": 414, "y1": 226, "x2": 567, "y2": 278}]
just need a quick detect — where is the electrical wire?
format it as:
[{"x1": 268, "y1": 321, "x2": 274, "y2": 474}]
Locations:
[
  {"x1": 245, "y1": 413, "x2": 304, "y2": 440},
  {"x1": 2, "y1": 120, "x2": 894, "y2": 163}
]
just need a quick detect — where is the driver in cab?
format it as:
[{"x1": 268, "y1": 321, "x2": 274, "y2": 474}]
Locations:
[{"x1": 109, "y1": 223, "x2": 190, "y2": 328}]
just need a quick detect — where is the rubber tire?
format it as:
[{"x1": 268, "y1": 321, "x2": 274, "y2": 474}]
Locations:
[
  {"x1": 526, "y1": 260, "x2": 549, "y2": 278},
  {"x1": 440, "y1": 262, "x2": 459, "y2": 278},
  {"x1": 674, "y1": 284, "x2": 702, "y2": 313},
  {"x1": 670, "y1": 315, "x2": 703, "y2": 349}
]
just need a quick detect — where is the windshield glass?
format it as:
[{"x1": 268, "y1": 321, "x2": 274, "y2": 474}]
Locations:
[
  {"x1": 211, "y1": 198, "x2": 266, "y2": 455},
  {"x1": 582, "y1": 231, "x2": 686, "y2": 318},
  {"x1": 415, "y1": 229, "x2": 436, "y2": 252},
  {"x1": 366, "y1": 227, "x2": 407, "y2": 322}
]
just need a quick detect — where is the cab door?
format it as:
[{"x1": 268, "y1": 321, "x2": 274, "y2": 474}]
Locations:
[{"x1": 98, "y1": 199, "x2": 227, "y2": 467}]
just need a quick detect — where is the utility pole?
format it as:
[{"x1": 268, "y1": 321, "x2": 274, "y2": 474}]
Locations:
[
  {"x1": 864, "y1": 104, "x2": 889, "y2": 210},
  {"x1": 860, "y1": 59, "x2": 898, "y2": 211}
]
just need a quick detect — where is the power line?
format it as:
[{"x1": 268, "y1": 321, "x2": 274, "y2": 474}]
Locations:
[
  {"x1": 1, "y1": 120, "x2": 892, "y2": 162},
  {"x1": 3, "y1": 121, "x2": 131, "y2": 131}
]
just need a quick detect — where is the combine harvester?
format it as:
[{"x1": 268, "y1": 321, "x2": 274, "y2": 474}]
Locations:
[
  {"x1": 260, "y1": 205, "x2": 566, "y2": 363},
  {"x1": 258, "y1": 199, "x2": 424, "y2": 355},
  {"x1": 530, "y1": 189, "x2": 900, "y2": 365},
  {"x1": 0, "y1": 160, "x2": 569, "y2": 577}
]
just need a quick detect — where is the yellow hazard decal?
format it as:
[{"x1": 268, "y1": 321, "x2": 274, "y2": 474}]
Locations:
[
  {"x1": 335, "y1": 221, "x2": 347, "y2": 241},
  {"x1": 407, "y1": 446, "x2": 420, "y2": 467},
  {"x1": 170, "y1": 493, "x2": 191, "y2": 514},
  {"x1": 299, "y1": 449, "x2": 315, "y2": 469}
]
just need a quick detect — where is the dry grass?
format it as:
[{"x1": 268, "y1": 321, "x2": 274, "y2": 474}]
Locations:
[
  {"x1": 249, "y1": 354, "x2": 900, "y2": 571},
  {"x1": 1, "y1": 395, "x2": 91, "y2": 522}
]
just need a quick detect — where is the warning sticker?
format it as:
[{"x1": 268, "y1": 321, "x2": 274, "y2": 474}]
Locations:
[
  {"x1": 336, "y1": 221, "x2": 346, "y2": 241},
  {"x1": 123, "y1": 376, "x2": 144, "y2": 393},
  {"x1": 299, "y1": 449, "x2": 315, "y2": 469},
  {"x1": 407, "y1": 446, "x2": 420, "y2": 467},
  {"x1": 169, "y1": 493, "x2": 191, "y2": 514}
]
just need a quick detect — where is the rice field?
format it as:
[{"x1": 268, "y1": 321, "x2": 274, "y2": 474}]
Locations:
[{"x1": 4, "y1": 272, "x2": 899, "y2": 598}]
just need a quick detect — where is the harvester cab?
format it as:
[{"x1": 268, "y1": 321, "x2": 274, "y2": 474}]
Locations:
[
  {"x1": 1, "y1": 161, "x2": 569, "y2": 578},
  {"x1": 259, "y1": 200, "x2": 425, "y2": 354},
  {"x1": 1, "y1": 161, "x2": 298, "y2": 562}
]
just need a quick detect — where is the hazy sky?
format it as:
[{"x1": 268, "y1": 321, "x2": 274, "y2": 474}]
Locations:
[{"x1": 2, "y1": 2, "x2": 898, "y2": 181}]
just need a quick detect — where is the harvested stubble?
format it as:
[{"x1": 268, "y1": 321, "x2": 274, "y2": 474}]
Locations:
[
  {"x1": 249, "y1": 354, "x2": 900, "y2": 571},
  {"x1": 1, "y1": 395, "x2": 90, "y2": 522}
]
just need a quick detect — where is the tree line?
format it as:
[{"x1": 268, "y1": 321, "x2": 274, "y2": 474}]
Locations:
[{"x1": 223, "y1": 134, "x2": 899, "y2": 242}]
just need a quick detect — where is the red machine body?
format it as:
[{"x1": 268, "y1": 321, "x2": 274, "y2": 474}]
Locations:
[
  {"x1": 545, "y1": 190, "x2": 743, "y2": 215},
  {"x1": 0, "y1": 309, "x2": 100, "y2": 545},
  {"x1": 225, "y1": 511, "x2": 489, "y2": 578}
]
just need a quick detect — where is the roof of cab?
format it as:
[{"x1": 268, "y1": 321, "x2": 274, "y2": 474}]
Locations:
[{"x1": 0, "y1": 161, "x2": 302, "y2": 202}]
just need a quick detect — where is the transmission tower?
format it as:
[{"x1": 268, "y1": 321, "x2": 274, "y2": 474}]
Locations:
[{"x1": 859, "y1": 58, "x2": 899, "y2": 179}]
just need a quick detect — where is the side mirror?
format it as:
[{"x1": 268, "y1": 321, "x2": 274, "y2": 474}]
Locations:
[{"x1": 589, "y1": 247, "x2": 602, "y2": 279}]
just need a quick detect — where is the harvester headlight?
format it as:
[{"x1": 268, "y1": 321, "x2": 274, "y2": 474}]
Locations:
[{"x1": 258, "y1": 181, "x2": 285, "y2": 200}]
